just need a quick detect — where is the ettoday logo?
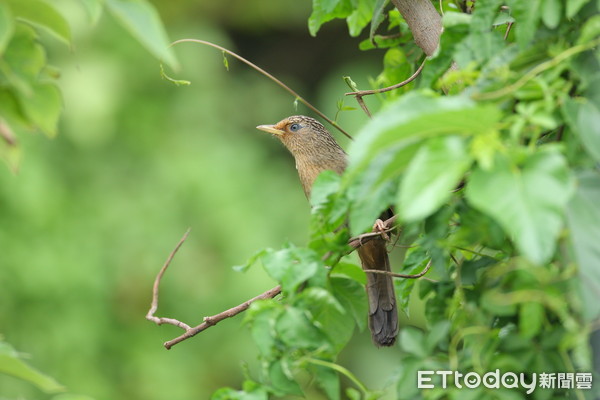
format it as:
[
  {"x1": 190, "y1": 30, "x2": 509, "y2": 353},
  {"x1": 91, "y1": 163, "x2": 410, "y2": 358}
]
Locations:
[{"x1": 417, "y1": 370, "x2": 593, "y2": 394}]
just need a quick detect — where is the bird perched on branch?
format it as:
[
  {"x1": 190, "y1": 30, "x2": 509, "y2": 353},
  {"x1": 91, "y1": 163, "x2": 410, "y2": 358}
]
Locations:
[{"x1": 256, "y1": 115, "x2": 398, "y2": 347}]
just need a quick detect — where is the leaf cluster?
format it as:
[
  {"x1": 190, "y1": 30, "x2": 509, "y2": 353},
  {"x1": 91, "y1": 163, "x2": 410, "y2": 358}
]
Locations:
[
  {"x1": 217, "y1": 0, "x2": 600, "y2": 399},
  {"x1": 0, "y1": 0, "x2": 176, "y2": 170}
]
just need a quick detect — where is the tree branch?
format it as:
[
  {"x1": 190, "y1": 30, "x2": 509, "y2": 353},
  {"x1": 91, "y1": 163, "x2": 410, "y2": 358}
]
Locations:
[
  {"x1": 163, "y1": 285, "x2": 282, "y2": 349},
  {"x1": 148, "y1": 213, "x2": 417, "y2": 350},
  {"x1": 146, "y1": 230, "x2": 283, "y2": 349},
  {"x1": 391, "y1": 0, "x2": 442, "y2": 57}
]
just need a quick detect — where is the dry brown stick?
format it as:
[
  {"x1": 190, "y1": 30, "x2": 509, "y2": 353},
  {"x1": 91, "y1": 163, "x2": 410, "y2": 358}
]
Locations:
[
  {"x1": 345, "y1": 59, "x2": 426, "y2": 98},
  {"x1": 149, "y1": 213, "x2": 409, "y2": 349},
  {"x1": 146, "y1": 228, "x2": 192, "y2": 330},
  {"x1": 363, "y1": 259, "x2": 432, "y2": 279},
  {"x1": 504, "y1": 21, "x2": 514, "y2": 40},
  {"x1": 163, "y1": 285, "x2": 282, "y2": 349}
]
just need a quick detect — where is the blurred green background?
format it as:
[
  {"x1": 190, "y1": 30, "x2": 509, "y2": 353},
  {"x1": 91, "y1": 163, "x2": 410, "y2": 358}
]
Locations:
[{"x1": 0, "y1": 0, "x2": 407, "y2": 398}]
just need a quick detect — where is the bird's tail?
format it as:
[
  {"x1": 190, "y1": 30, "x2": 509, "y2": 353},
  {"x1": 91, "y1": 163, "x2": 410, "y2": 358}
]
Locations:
[{"x1": 357, "y1": 239, "x2": 399, "y2": 347}]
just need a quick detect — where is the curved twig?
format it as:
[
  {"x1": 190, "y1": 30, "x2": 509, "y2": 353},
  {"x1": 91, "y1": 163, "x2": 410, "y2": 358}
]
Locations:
[
  {"x1": 170, "y1": 39, "x2": 353, "y2": 140},
  {"x1": 146, "y1": 228, "x2": 191, "y2": 330}
]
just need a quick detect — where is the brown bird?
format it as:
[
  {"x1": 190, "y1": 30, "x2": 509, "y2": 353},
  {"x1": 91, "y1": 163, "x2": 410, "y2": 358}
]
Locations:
[{"x1": 256, "y1": 115, "x2": 398, "y2": 347}]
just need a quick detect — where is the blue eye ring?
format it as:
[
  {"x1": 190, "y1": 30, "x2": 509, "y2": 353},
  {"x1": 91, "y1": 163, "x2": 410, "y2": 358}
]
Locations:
[{"x1": 289, "y1": 123, "x2": 301, "y2": 132}]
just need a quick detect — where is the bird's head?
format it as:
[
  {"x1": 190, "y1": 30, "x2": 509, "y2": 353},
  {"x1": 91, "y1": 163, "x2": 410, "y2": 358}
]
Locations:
[{"x1": 256, "y1": 115, "x2": 344, "y2": 160}]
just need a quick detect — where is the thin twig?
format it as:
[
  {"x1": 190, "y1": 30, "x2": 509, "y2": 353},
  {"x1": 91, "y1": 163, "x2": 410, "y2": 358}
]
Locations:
[
  {"x1": 363, "y1": 259, "x2": 432, "y2": 279},
  {"x1": 170, "y1": 39, "x2": 353, "y2": 141},
  {"x1": 146, "y1": 228, "x2": 192, "y2": 329},
  {"x1": 145, "y1": 229, "x2": 282, "y2": 349},
  {"x1": 345, "y1": 59, "x2": 426, "y2": 97},
  {"x1": 503, "y1": 21, "x2": 513, "y2": 40},
  {"x1": 149, "y1": 213, "x2": 415, "y2": 349},
  {"x1": 163, "y1": 285, "x2": 282, "y2": 349}
]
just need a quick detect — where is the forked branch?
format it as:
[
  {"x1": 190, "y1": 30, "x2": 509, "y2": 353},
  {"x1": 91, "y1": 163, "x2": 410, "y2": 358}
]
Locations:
[{"x1": 147, "y1": 213, "x2": 429, "y2": 349}]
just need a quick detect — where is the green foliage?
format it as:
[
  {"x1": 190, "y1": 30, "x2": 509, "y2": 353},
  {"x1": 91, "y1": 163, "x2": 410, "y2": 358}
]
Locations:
[
  {"x1": 0, "y1": 0, "x2": 176, "y2": 170},
  {"x1": 222, "y1": 0, "x2": 600, "y2": 398},
  {"x1": 0, "y1": 340, "x2": 91, "y2": 400}
]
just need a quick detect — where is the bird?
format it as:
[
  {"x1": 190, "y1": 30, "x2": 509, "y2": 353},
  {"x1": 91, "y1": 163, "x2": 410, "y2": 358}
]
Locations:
[{"x1": 256, "y1": 115, "x2": 398, "y2": 347}]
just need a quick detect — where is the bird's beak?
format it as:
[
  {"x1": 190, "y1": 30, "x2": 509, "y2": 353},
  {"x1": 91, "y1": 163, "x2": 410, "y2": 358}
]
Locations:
[{"x1": 256, "y1": 124, "x2": 284, "y2": 136}]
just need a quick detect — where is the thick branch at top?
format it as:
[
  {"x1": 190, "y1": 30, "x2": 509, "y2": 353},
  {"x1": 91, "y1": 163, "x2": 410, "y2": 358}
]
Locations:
[{"x1": 391, "y1": 0, "x2": 442, "y2": 56}]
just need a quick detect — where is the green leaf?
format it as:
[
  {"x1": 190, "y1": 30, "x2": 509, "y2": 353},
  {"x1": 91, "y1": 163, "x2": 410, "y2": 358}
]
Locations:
[
  {"x1": 466, "y1": 150, "x2": 573, "y2": 264},
  {"x1": 0, "y1": 342, "x2": 65, "y2": 393},
  {"x1": 481, "y1": 290, "x2": 518, "y2": 315},
  {"x1": 260, "y1": 246, "x2": 320, "y2": 293},
  {"x1": 425, "y1": 320, "x2": 450, "y2": 352},
  {"x1": 470, "y1": 0, "x2": 503, "y2": 32},
  {"x1": 346, "y1": 0, "x2": 375, "y2": 37},
  {"x1": 313, "y1": 364, "x2": 340, "y2": 400},
  {"x1": 0, "y1": 3, "x2": 14, "y2": 54},
  {"x1": 308, "y1": 0, "x2": 352, "y2": 36},
  {"x1": 566, "y1": 0, "x2": 591, "y2": 18},
  {"x1": 506, "y1": 0, "x2": 541, "y2": 48},
  {"x1": 398, "y1": 135, "x2": 472, "y2": 222},
  {"x1": 519, "y1": 302, "x2": 544, "y2": 338},
  {"x1": 296, "y1": 287, "x2": 354, "y2": 351},
  {"x1": 232, "y1": 248, "x2": 268, "y2": 272},
  {"x1": 8, "y1": 0, "x2": 71, "y2": 44},
  {"x1": 3, "y1": 24, "x2": 47, "y2": 92},
  {"x1": 17, "y1": 83, "x2": 62, "y2": 137},
  {"x1": 211, "y1": 381, "x2": 268, "y2": 400},
  {"x1": 331, "y1": 276, "x2": 368, "y2": 331},
  {"x1": 562, "y1": 98, "x2": 600, "y2": 162},
  {"x1": 369, "y1": 0, "x2": 388, "y2": 42},
  {"x1": 566, "y1": 171, "x2": 600, "y2": 321},
  {"x1": 276, "y1": 307, "x2": 326, "y2": 349},
  {"x1": 395, "y1": 357, "x2": 424, "y2": 400},
  {"x1": 105, "y1": 0, "x2": 178, "y2": 70},
  {"x1": 347, "y1": 93, "x2": 501, "y2": 176},
  {"x1": 245, "y1": 300, "x2": 282, "y2": 357},
  {"x1": 541, "y1": 0, "x2": 561, "y2": 29},
  {"x1": 269, "y1": 360, "x2": 303, "y2": 396},
  {"x1": 78, "y1": 0, "x2": 103, "y2": 25},
  {"x1": 399, "y1": 327, "x2": 428, "y2": 357},
  {"x1": 330, "y1": 262, "x2": 366, "y2": 285},
  {"x1": 347, "y1": 149, "x2": 398, "y2": 234},
  {"x1": 310, "y1": 170, "x2": 342, "y2": 209},
  {"x1": 577, "y1": 15, "x2": 600, "y2": 45}
]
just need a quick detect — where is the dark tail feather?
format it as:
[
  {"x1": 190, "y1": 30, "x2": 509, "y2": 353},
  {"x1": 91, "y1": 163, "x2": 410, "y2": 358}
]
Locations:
[{"x1": 357, "y1": 239, "x2": 399, "y2": 347}]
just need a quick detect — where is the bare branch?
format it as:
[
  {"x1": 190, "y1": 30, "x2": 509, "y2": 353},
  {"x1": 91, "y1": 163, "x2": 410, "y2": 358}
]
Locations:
[
  {"x1": 146, "y1": 229, "x2": 282, "y2": 349},
  {"x1": 146, "y1": 228, "x2": 191, "y2": 328},
  {"x1": 148, "y1": 213, "x2": 423, "y2": 350},
  {"x1": 163, "y1": 285, "x2": 281, "y2": 349}
]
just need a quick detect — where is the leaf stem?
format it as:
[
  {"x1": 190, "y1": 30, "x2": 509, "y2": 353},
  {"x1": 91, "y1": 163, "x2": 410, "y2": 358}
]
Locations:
[{"x1": 305, "y1": 357, "x2": 370, "y2": 397}]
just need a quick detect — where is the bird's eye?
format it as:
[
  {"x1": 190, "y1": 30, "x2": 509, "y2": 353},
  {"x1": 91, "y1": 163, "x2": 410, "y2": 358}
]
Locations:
[{"x1": 289, "y1": 123, "x2": 301, "y2": 132}]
